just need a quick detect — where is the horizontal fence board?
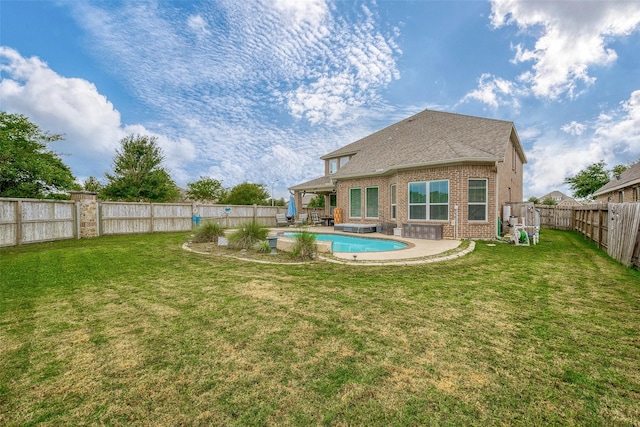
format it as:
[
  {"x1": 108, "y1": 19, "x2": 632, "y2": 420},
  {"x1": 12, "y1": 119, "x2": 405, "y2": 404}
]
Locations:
[
  {"x1": 0, "y1": 223, "x2": 17, "y2": 247},
  {"x1": 153, "y1": 204, "x2": 193, "y2": 218},
  {"x1": 0, "y1": 200, "x2": 16, "y2": 221},
  {"x1": 101, "y1": 202, "x2": 152, "y2": 218},
  {"x1": 101, "y1": 218, "x2": 153, "y2": 235},
  {"x1": 152, "y1": 218, "x2": 192, "y2": 232},
  {"x1": 21, "y1": 221, "x2": 75, "y2": 243}
]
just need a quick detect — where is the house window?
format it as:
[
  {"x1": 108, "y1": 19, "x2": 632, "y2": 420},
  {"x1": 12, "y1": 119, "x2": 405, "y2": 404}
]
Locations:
[
  {"x1": 634, "y1": 186, "x2": 639, "y2": 202},
  {"x1": 390, "y1": 184, "x2": 397, "y2": 219},
  {"x1": 366, "y1": 187, "x2": 378, "y2": 218},
  {"x1": 340, "y1": 156, "x2": 349, "y2": 167},
  {"x1": 512, "y1": 146, "x2": 516, "y2": 172},
  {"x1": 350, "y1": 188, "x2": 361, "y2": 218},
  {"x1": 408, "y1": 180, "x2": 449, "y2": 220},
  {"x1": 329, "y1": 159, "x2": 338, "y2": 174},
  {"x1": 468, "y1": 179, "x2": 487, "y2": 221},
  {"x1": 619, "y1": 191, "x2": 624, "y2": 203}
]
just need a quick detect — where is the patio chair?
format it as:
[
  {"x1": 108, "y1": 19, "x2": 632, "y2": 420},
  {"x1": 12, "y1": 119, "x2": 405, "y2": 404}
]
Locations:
[
  {"x1": 275, "y1": 213, "x2": 289, "y2": 227},
  {"x1": 310, "y1": 212, "x2": 323, "y2": 226},
  {"x1": 294, "y1": 213, "x2": 308, "y2": 226}
]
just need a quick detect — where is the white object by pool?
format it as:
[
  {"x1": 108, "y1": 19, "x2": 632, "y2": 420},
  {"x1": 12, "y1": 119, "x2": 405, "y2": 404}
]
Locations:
[{"x1": 284, "y1": 232, "x2": 408, "y2": 253}]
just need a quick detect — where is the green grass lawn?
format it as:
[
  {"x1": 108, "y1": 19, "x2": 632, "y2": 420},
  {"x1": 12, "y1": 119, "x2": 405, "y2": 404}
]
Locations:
[{"x1": 1, "y1": 230, "x2": 638, "y2": 426}]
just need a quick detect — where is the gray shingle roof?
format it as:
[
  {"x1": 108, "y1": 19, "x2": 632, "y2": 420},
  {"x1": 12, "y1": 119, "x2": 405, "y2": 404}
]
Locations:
[
  {"x1": 289, "y1": 175, "x2": 335, "y2": 192},
  {"x1": 323, "y1": 109, "x2": 524, "y2": 179},
  {"x1": 593, "y1": 161, "x2": 640, "y2": 196}
]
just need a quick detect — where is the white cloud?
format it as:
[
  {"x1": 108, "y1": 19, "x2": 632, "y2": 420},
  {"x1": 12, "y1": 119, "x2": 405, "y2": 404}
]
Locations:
[
  {"x1": 0, "y1": 47, "x2": 196, "y2": 182},
  {"x1": 0, "y1": 46, "x2": 121, "y2": 156},
  {"x1": 187, "y1": 14, "x2": 211, "y2": 38},
  {"x1": 561, "y1": 121, "x2": 585, "y2": 136},
  {"x1": 524, "y1": 137, "x2": 609, "y2": 198},
  {"x1": 272, "y1": 0, "x2": 328, "y2": 27},
  {"x1": 523, "y1": 90, "x2": 640, "y2": 197},
  {"x1": 593, "y1": 90, "x2": 640, "y2": 161},
  {"x1": 490, "y1": 0, "x2": 640, "y2": 99},
  {"x1": 461, "y1": 73, "x2": 521, "y2": 109},
  {"x1": 58, "y1": 0, "x2": 401, "y2": 195}
]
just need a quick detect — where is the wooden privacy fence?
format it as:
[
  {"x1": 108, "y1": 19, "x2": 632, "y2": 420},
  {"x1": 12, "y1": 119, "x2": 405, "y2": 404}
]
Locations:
[
  {"x1": 573, "y1": 204, "x2": 609, "y2": 250},
  {"x1": 0, "y1": 198, "x2": 78, "y2": 247},
  {"x1": 506, "y1": 203, "x2": 639, "y2": 268},
  {"x1": 606, "y1": 203, "x2": 640, "y2": 268},
  {"x1": 536, "y1": 205, "x2": 573, "y2": 230},
  {"x1": 0, "y1": 193, "x2": 287, "y2": 247}
]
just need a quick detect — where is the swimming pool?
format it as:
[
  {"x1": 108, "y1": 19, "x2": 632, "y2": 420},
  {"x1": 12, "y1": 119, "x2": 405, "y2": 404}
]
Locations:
[{"x1": 284, "y1": 232, "x2": 408, "y2": 253}]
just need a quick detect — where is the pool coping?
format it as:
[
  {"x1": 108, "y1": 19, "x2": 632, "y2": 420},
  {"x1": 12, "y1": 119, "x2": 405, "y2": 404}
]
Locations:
[{"x1": 269, "y1": 226, "x2": 475, "y2": 265}]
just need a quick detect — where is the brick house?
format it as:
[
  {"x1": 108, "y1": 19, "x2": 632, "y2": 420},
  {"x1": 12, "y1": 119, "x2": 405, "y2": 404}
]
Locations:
[
  {"x1": 289, "y1": 109, "x2": 527, "y2": 239},
  {"x1": 593, "y1": 161, "x2": 640, "y2": 203}
]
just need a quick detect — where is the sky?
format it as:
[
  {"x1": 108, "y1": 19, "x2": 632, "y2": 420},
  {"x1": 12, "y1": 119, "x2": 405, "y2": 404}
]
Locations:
[{"x1": 1, "y1": 0, "x2": 639, "y2": 201}]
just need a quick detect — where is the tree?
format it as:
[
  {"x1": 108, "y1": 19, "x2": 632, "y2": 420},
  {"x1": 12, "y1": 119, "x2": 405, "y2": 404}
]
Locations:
[
  {"x1": 82, "y1": 176, "x2": 103, "y2": 193},
  {"x1": 527, "y1": 196, "x2": 540, "y2": 204},
  {"x1": 0, "y1": 112, "x2": 78, "y2": 199},
  {"x1": 223, "y1": 182, "x2": 269, "y2": 205},
  {"x1": 541, "y1": 197, "x2": 557, "y2": 205},
  {"x1": 185, "y1": 176, "x2": 227, "y2": 202},
  {"x1": 101, "y1": 134, "x2": 180, "y2": 202},
  {"x1": 611, "y1": 164, "x2": 628, "y2": 179},
  {"x1": 564, "y1": 161, "x2": 612, "y2": 200},
  {"x1": 307, "y1": 194, "x2": 325, "y2": 208}
]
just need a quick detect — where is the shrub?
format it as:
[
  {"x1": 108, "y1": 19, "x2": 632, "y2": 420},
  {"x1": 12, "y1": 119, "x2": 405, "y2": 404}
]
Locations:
[
  {"x1": 254, "y1": 240, "x2": 271, "y2": 253},
  {"x1": 228, "y1": 221, "x2": 268, "y2": 249},
  {"x1": 291, "y1": 231, "x2": 317, "y2": 261},
  {"x1": 192, "y1": 221, "x2": 225, "y2": 243}
]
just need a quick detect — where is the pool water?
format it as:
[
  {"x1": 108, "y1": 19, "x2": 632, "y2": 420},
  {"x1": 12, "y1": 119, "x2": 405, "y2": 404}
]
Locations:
[{"x1": 284, "y1": 232, "x2": 408, "y2": 253}]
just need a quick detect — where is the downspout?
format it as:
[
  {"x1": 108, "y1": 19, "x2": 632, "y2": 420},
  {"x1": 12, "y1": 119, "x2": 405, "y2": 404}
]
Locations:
[
  {"x1": 495, "y1": 161, "x2": 500, "y2": 238},
  {"x1": 454, "y1": 205, "x2": 459, "y2": 240}
]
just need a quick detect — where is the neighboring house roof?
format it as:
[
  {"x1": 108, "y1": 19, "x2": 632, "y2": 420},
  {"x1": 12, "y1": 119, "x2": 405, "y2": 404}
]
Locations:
[
  {"x1": 538, "y1": 190, "x2": 581, "y2": 205},
  {"x1": 321, "y1": 109, "x2": 526, "y2": 180},
  {"x1": 593, "y1": 162, "x2": 640, "y2": 197}
]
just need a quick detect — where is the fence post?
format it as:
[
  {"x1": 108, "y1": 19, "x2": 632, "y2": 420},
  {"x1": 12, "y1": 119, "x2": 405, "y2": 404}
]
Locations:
[
  {"x1": 69, "y1": 191, "x2": 98, "y2": 239},
  {"x1": 75, "y1": 201, "x2": 81, "y2": 239},
  {"x1": 597, "y1": 207, "x2": 604, "y2": 249},
  {"x1": 150, "y1": 203, "x2": 155, "y2": 233},
  {"x1": 15, "y1": 200, "x2": 22, "y2": 246}
]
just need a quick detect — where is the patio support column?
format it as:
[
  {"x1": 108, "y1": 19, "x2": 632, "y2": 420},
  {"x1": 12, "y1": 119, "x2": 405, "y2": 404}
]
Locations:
[{"x1": 295, "y1": 191, "x2": 303, "y2": 215}]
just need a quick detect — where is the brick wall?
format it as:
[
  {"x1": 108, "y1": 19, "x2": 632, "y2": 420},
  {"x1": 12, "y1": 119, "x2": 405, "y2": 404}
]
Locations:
[
  {"x1": 596, "y1": 186, "x2": 640, "y2": 203},
  {"x1": 335, "y1": 164, "x2": 502, "y2": 239}
]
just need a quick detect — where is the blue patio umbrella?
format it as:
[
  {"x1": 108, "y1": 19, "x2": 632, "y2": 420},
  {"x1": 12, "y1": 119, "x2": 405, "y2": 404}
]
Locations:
[{"x1": 287, "y1": 194, "x2": 297, "y2": 219}]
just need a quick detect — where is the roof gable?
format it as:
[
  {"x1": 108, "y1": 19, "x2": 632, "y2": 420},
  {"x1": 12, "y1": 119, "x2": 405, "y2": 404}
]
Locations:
[{"x1": 322, "y1": 109, "x2": 523, "y2": 178}]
